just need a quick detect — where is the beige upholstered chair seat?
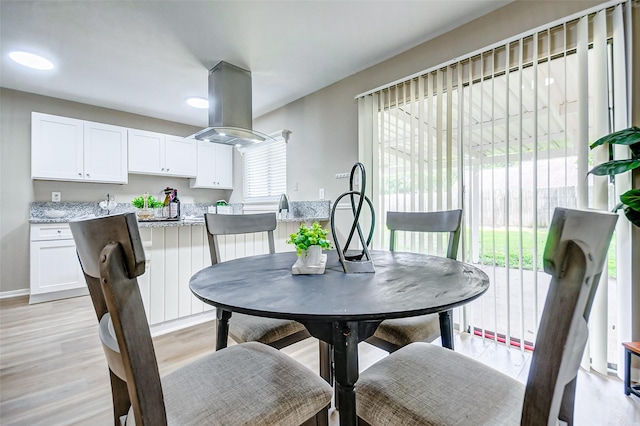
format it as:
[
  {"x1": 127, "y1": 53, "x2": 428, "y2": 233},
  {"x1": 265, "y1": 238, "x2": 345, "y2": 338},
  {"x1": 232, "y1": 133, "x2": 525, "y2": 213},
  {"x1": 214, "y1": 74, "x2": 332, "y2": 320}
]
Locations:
[
  {"x1": 103, "y1": 311, "x2": 332, "y2": 426},
  {"x1": 163, "y1": 343, "x2": 331, "y2": 425},
  {"x1": 229, "y1": 312, "x2": 307, "y2": 345},
  {"x1": 371, "y1": 314, "x2": 440, "y2": 348},
  {"x1": 124, "y1": 342, "x2": 332, "y2": 426},
  {"x1": 356, "y1": 342, "x2": 524, "y2": 425}
]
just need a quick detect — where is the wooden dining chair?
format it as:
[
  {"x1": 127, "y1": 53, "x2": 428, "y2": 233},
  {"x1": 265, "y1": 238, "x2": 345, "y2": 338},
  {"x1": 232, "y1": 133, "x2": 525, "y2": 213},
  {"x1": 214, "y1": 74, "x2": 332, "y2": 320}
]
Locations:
[
  {"x1": 365, "y1": 209, "x2": 462, "y2": 352},
  {"x1": 70, "y1": 213, "x2": 332, "y2": 426},
  {"x1": 355, "y1": 207, "x2": 617, "y2": 426}
]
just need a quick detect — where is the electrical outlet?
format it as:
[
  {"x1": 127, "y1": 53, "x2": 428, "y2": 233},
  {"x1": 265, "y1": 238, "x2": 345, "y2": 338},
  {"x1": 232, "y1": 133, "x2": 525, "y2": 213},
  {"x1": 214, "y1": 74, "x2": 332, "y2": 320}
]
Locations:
[
  {"x1": 319, "y1": 188, "x2": 325, "y2": 199},
  {"x1": 293, "y1": 181, "x2": 298, "y2": 191},
  {"x1": 51, "y1": 192, "x2": 61, "y2": 202}
]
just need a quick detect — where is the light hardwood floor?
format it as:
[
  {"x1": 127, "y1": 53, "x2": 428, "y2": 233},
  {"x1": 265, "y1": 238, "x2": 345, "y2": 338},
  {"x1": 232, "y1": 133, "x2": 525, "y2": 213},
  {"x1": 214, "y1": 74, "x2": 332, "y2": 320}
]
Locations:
[{"x1": 1, "y1": 295, "x2": 638, "y2": 425}]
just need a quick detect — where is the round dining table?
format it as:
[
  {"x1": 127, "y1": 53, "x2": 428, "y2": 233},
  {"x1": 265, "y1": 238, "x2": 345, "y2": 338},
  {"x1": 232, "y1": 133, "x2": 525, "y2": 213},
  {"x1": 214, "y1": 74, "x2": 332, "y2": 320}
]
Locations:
[{"x1": 190, "y1": 250, "x2": 489, "y2": 426}]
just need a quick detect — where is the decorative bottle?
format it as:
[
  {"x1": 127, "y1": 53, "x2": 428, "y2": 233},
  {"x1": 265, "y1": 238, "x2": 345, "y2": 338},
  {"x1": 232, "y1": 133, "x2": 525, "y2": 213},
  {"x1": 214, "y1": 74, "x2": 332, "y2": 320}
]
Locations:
[
  {"x1": 170, "y1": 189, "x2": 181, "y2": 218},
  {"x1": 162, "y1": 187, "x2": 172, "y2": 218}
]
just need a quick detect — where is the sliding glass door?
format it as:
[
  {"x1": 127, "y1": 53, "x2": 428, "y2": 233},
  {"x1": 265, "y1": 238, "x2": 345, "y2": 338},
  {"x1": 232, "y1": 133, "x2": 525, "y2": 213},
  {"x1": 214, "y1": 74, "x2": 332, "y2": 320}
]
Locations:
[{"x1": 358, "y1": 2, "x2": 632, "y2": 373}]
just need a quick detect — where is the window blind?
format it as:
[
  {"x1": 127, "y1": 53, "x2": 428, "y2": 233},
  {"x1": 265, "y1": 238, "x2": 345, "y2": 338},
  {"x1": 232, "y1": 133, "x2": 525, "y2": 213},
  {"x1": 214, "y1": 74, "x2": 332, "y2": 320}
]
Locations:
[
  {"x1": 243, "y1": 138, "x2": 287, "y2": 201},
  {"x1": 357, "y1": 0, "x2": 632, "y2": 375}
]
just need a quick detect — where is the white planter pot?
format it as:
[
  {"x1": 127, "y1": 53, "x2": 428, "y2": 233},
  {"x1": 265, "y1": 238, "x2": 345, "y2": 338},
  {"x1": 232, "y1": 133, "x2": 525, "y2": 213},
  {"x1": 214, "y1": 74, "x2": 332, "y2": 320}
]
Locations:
[
  {"x1": 301, "y1": 245, "x2": 322, "y2": 266},
  {"x1": 292, "y1": 245, "x2": 327, "y2": 275}
]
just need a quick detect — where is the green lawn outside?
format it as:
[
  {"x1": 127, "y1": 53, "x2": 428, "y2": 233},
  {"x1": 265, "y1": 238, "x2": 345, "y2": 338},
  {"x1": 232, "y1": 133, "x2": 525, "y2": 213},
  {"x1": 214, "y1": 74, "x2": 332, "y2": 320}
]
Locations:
[{"x1": 475, "y1": 228, "x2": 617, "y2": 277}]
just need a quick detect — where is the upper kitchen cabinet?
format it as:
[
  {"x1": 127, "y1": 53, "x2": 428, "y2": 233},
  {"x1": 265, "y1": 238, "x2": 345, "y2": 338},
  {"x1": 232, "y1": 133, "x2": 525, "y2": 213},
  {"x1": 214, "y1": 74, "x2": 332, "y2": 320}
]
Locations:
[
  {"x1": 31, "y1": 112, "x2": 128, "y2": 184},
  {"x1": 190, "y1": 141, "x2": 233, "y2": 189},
  {"x1": 128, "y1": 129, "x2": 196, "y2": 178}
]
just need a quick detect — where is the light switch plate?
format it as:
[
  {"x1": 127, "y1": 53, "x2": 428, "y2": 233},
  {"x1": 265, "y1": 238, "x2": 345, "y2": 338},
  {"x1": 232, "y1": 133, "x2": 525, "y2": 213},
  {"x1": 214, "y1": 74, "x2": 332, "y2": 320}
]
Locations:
[{"x1": 319, "y1": 188, "x2": 325, "y2": 199}]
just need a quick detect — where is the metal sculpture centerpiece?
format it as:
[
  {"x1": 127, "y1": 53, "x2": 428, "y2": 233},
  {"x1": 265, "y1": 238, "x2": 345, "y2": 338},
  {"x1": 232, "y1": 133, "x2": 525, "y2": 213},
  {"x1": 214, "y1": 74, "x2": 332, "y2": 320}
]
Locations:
[{"x1": 330, "y1": 162, "x2": 376, "y2": 273}]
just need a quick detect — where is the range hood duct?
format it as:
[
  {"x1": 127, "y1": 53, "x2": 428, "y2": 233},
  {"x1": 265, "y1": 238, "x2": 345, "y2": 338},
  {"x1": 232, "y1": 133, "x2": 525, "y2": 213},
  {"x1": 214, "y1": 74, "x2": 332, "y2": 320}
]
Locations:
[{"x1": 190, "y1": 61, "x2": 275, "y2": 146}]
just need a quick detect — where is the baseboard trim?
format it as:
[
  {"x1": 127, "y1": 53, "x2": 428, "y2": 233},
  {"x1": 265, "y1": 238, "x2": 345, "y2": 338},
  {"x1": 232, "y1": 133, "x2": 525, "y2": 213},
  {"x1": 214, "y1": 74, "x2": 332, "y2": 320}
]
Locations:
[
  {"x1": 0, "y1": 289, "x2": 30, "y2": 299},
  {"x1": 29, "y1": 287, "x2": 89, "y2": 304},
  {"x1": 150, "y1": 310, "x2": 217, "y2": 337}
]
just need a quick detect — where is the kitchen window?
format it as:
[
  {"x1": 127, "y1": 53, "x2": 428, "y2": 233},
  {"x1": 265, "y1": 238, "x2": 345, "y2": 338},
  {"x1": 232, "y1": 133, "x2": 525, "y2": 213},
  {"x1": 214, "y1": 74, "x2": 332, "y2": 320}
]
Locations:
[{"x1": 243, "y1": 131, "x2": 288, "y2": 202}]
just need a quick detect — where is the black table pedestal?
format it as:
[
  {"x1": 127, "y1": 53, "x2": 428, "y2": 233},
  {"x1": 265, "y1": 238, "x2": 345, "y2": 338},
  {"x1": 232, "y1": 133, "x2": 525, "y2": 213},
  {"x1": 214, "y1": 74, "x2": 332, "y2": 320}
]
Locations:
[{"x1": 304, "y1": 320, "x2": 381, "y2": 426}]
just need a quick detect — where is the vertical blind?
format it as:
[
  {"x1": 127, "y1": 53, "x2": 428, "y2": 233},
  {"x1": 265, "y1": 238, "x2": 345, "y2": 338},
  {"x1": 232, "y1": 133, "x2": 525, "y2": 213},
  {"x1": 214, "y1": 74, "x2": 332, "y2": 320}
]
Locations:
[{"x1": 357, "y1": 0, "x2": 632, "y2": 374}]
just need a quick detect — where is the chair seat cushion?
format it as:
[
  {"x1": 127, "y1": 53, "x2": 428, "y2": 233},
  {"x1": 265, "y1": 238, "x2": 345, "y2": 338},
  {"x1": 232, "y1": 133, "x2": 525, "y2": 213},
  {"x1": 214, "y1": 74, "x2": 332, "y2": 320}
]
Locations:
[
  {"x1": 373, "y1": 314, "x2": 440, "y2": 347},
  {"x1": 356, "y1": 342, "x2": 524, "y2": 426},
  {"x1": 229, "y1": 312, "x2": 307, "y2": 345},
  {"x1": 161, "y1": 342, "x2": 333, "y2": 426}
]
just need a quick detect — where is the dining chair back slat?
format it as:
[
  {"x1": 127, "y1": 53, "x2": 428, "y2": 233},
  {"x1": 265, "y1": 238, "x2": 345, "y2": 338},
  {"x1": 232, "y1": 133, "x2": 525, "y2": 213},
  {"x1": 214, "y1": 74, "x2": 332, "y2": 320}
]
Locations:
[
  {"x1": 204, "y1": 212, "x2": 276, "y2": 264},
  {"x1": 387, "y1": 209, "x2": 462, "y2": 260}
]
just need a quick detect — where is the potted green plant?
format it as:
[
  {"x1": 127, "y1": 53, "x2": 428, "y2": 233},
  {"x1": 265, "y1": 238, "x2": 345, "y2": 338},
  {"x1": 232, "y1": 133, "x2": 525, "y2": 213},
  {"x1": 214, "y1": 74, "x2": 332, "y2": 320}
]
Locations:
[
  {"x1": 287, "y1": 222, "x2": 332, "y2": 267},
  {"x1": 131, "y1": 194, "x2": 164, "y2": 209},
  {"x1": 131, "y1": 193, "x2": 164, "y2": 220},
  {"x1": 588, "y1": 126, "x2": 640, "y2": 227}
]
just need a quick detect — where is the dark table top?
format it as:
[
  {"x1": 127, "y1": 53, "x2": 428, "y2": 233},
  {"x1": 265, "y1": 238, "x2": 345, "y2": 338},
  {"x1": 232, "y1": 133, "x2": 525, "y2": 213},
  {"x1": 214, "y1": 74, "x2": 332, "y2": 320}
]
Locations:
[{"x1": 189, "y1": 250, "x2": 490, "y2": 322}]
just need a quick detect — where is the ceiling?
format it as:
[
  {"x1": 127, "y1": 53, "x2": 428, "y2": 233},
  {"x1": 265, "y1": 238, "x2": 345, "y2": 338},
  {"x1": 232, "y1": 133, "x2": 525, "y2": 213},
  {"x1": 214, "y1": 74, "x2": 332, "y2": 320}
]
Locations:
[{"x1": 1, "y1": 0, "x2": 513, "y2": 127}]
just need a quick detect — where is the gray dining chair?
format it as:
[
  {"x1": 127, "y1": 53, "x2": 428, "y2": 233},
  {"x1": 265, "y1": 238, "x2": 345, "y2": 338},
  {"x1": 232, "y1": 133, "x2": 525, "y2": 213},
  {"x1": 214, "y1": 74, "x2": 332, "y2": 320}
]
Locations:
[
  {"x1": 355, "y1": 207, "x2": 617, "y2": 426},
  {"x1": 70, "y1": 213, "x2": 332, "y2": 426},
  {"x1": 204, "y1": 212, "x2": 332, "y2": 385},
  {"x1": 204, "y1": 212, "x2": 312, "y2": 349},
  {"x1": 365, "y1": 209, "x2": 462, "y2": 352}
]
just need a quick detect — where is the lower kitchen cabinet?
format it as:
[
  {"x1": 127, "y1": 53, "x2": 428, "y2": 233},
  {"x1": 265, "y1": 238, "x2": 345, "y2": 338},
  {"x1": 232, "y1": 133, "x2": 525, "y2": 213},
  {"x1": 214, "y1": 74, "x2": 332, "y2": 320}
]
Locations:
[{"x1": 29, "y1": 224, "x2": 87, "y2": 304}]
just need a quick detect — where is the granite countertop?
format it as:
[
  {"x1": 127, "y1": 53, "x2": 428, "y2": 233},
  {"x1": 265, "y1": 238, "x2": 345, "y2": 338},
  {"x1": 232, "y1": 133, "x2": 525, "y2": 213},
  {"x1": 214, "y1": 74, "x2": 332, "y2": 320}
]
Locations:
[
  {"x1": 29, "y1": 200, "x2": 331, "y2": 227},
  {"x1": 278, "y1": 200, "x2": 330, "y2": 223}
]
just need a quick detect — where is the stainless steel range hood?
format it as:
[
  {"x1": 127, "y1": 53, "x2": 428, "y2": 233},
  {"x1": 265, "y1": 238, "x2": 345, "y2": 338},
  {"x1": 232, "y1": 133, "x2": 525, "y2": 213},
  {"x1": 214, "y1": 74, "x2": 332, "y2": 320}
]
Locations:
[{"x1": 190, "y1": 61, "x2": 275, "y2": 146}]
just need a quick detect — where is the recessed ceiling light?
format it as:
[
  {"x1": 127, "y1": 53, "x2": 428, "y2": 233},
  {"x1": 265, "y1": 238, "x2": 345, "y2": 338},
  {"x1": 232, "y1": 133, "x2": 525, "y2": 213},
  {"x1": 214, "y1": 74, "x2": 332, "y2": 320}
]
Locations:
[
  {"x1": 9, "y1": 51, "x2": 54, "y2": 70},
  {"x1": 187, "y1": 97, "x2": 209, "y2": 109}
]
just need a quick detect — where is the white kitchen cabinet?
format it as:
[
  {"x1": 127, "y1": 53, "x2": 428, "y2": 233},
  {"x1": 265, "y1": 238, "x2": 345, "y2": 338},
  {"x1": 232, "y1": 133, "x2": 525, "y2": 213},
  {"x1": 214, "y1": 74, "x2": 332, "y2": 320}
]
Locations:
[
  {"x1": 128, "y1": 129, "x2": 196, "y2": 178},
  {"x1": 29, "y1": 224, "x2": 88, "y2": 304},
  {"x1": 190, "y1": 141, "x2": 233, "y2": 189},
  {"x1": 83, "y1": 121, "x2": 128, "y2": 183},
  {"x1": 31, "y1": 112, "x2": 128, "y2": 184}
]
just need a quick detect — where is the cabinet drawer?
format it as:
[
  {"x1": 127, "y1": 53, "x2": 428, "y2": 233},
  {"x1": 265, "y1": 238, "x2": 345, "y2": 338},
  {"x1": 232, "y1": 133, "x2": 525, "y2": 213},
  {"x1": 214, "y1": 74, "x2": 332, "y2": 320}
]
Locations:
[{"x1": 31, "y1": 224, "x2": 73, "y2": 241}]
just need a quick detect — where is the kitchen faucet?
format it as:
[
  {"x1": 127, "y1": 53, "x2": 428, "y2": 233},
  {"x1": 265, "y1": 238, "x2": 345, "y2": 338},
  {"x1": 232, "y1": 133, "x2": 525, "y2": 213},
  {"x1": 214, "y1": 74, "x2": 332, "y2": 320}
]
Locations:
[{"x1": 278, "y1": 193, "x2": 289, "y2": 218}]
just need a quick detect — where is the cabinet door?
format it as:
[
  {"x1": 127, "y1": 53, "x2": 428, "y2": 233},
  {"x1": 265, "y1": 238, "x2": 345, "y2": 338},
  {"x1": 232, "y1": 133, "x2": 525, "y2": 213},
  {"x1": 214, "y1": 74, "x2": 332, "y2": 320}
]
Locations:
[
  {"x1": 214, "y1": 144, "x2": 233, "y2": 188},
  {"x1": 30, "y1": 239, "x2": 84, "y2": 296},
  {"x1": 128, "y1": 129, "x2": 164, "y2": 174},
  {"x1": 164, "y1": 136, "x2": 196, "y2": 177},
  {"x1": 190, "y1": 140, "x2": 219, "y2": 188},
  {"x1": 31, "y1": 112, "x2": 84, "y2": 181},
  {"x1": 84, "y1": 121, "x2": 128, "y2": 183}
]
